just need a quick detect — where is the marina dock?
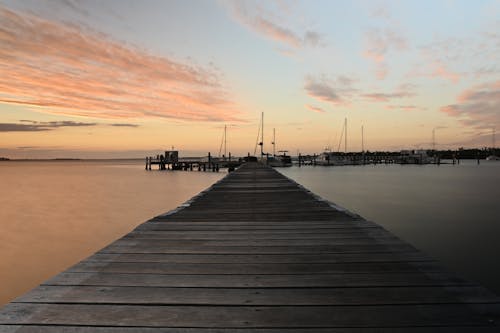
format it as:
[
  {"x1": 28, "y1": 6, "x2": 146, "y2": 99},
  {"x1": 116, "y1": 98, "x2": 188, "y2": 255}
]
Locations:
[{"x1": 1, "y1": 162, "x2": 499, "y2": 331}]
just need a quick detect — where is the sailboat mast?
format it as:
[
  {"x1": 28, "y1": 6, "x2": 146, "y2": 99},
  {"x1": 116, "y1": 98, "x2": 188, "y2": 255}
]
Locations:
[
  {"x1": 261, "y1": 112, "x2": 264, "y2": 157},
  {"x1": 224, "y1": 125, "x2": 227, "y2": 158},
  {"x1": 361, "y1": 125, "x2": 364, "y2": 153},
  {"x1": 273, "y1": 128, "x2": 276, "y2": 156},
  {"x1": 344, "y1": 117, "x2": 347, "y2": 153}
]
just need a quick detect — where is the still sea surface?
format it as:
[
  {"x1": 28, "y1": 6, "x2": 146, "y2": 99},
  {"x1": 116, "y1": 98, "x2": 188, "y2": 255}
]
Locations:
[
  {"x1": 280, "y1": 160, "x2": 500, "y2": 297},
  {"x1": 0, "y1": 160, "x2": 223, "y2": 306},
  {"x1": 0, "y1": 159, "x2": 499, "y2": 306}
]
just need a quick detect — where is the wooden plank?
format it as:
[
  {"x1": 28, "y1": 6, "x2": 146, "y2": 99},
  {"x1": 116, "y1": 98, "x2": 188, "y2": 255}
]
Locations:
[
  {"x1": 14, "y1": 285, "x2": 499, "y2": 306},
  {"x1": 1, "y1": 326, "x2": 499, "y2": 333},
  {"x1": 123, "y1": 230, "x2": 394, "y2": 240},
  {"x1": 107, "y1": 237, "x2": 407, "y2": 248},
  {"x1": 134, "y1": 224, "x2": 384, "y2": 231},
  {"x1": 67, "y1": 261, "x2": 442, "y2": 275},
  {"x1": 1, "y1": 303, "x2": 499, "y2": 327},
  {"x1": 100, "y1": 243, "x2": 418, "y2": 254},
  {"x1": 144, "y1": 220, "x2": 370, "y2": 226},
  {"x1": 84, "y1": 252, "x2": 432, "y2": 263},
  {"x1": 44, "y1": 272, "x2": 474, "y2": 288}
]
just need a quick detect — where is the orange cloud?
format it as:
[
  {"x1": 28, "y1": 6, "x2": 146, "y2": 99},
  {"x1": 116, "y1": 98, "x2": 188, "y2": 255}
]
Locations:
[
  {"x1": 363, "y1": 28, "x2": 407, "y2": 80},
  {"x1": 254, "y1": 17, "x2": 302, "y2": 48},
  {"x1": 430, "y1": 60, "x2": 460, "y2": 83},
  {"x1": 362, "y1": 84, "x2": 416, "y2": 102},
  {"x1": 440, "y1": 81, "x2": 500, "y2": 129},
  {"x1": 0, "y1": 7, "x2": 241, "y2": 122},
  {"x1": 385, "y1": 105, "x2": 423, "y2": 111},
  {"x1": 305, "y1": 104, "x2": 326, "y2": 113}
]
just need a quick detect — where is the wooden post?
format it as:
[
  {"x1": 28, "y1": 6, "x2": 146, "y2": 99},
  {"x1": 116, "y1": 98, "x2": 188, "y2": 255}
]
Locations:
[
  {"x1": 208, "y1": 152, "x2": 212, "y2": 169},
  {"x1": 298, "y1": 153, "x2": 302, "y2": 167}
]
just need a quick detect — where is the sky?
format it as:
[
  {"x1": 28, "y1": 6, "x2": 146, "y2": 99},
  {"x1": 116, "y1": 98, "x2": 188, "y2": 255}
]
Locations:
[{"x1": 0, "y1": 0, "x2": 499, "y2": 158}]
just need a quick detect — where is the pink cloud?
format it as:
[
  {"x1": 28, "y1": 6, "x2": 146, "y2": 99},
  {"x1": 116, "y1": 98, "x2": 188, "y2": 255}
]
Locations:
[
  {"x1": 254, "y1": 17, "x2": 301, "y2": 48},
  {"x1": 223, "y1": 1, "x2": 322, "y2": 49},
  {"x1": 385, "y1": 105, "x2": 423, "y2": 111},
  {"x1": 363, "y1": 28, "x2": 408, "y2": 80},
  {"x1": 440, "y1": 81, "x2": 500, "y2": 129},
  {"x1": 0, "y1": 7, "x2": 241, "y2": 122},
  {"x1": 306, "y1": 104, "x2": 326, "y2": 113},
  {"x1": 362, "y1": 84, "x2": 416, "y2": 102},
  {"x1": 430, "y1": 60, "x2": 460, "y2": 83}
]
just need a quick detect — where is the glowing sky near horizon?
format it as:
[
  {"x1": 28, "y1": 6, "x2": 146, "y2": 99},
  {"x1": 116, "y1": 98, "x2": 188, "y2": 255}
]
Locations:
[{"x1": 0, "y1": 0, "x2": 499, "y2": 158}]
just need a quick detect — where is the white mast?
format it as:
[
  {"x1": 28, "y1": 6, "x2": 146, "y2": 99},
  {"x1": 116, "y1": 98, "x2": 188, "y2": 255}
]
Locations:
[
  {"x1": 272, "y1": 128, "x2": 276, "y2": 156},
  {"x1": 361, "y1": 125, "x2": 364, "y2": 153},
  {"x1": 344, "y1": 117, "x2": 347, "y2": 153},
  {"x1": 260, "y1": 112, "x2": 264, "y2": 157},
  {"x1": 224, "y1": 125, "x2": 227, "y2": 158}
]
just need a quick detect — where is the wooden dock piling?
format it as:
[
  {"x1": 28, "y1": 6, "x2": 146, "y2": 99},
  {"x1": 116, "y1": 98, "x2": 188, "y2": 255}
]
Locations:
[{"x1": 1, "y1": 162, "x2": 499, "y2": 331}]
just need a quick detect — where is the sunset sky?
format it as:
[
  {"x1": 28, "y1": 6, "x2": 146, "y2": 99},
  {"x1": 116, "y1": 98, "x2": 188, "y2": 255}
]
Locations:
[{"x1": 1, "y1": 0, "x2": 499, "y2": 158}]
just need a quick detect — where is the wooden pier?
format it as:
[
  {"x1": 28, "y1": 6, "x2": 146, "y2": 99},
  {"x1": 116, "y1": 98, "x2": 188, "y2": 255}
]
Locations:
[
  {"x1": 145, "y1": 151, "x2": 241, "y2": 172},
  {"x1": 1, "y1": 162, "x2": 499, "y2": 331}
]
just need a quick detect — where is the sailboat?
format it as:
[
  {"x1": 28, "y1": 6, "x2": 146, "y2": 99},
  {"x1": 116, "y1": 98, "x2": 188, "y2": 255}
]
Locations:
[
  {"x1": 267, "y1": 128, "x2": 292, "y2": 167},
  {"x1": 254, "y1": 114, "x2": 292, "y2": 167},
  {"x1": 486, "y1": 128, "x2": 499, "y2": 161},
  {"x1": 317, "y1": 117, "x2": 349, "y2": 166}
]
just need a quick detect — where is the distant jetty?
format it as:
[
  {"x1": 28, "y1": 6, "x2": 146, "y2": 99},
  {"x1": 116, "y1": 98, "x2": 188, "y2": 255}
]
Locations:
[{"x1": 145, "y1": 150, "x2": 241, "y2": 172}]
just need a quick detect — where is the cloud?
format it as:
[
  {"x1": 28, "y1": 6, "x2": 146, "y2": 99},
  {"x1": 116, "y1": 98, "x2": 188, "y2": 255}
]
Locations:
[
  {"x1": 306, "y1": 104, "x2": 326, "y2": 113},
  {"x1": 428, "y1": 60, "x2": 460, "y2": 83},
  {"x1": 222, "y1": 1, "x2": 323, "y2": 49},
  {"x1": 474, "y1": 66, "x2": 500, "y2": 79},
  {"x1": 0, "y1": 120, "x2": 97, "y2": 132},
  {"x1": 305, "y1": 79, "x2": 341, "y2": 104},
  {"x1": 440, "y1": 81, "x2": 500, "y2": 129},
  {"x1": 363, "y1": 28, "x2": 408, "y2": 80},
  {"x1": 304, "y1": 75, "x2": 356, "y2": 106},
  {"x1": 0, "y1": 6, "x2": 240, "y2": 122},
  {"x1": 253, "y1": 16, "x2": 302, "y2": 48},
  {"x1": 362, "y1": 84, "x2": 416, "y2": 102},
  {"x1": 109, "y1": 123, "x2": 140, "y2": 127},
  {"x1": 304, "y1": 31, "x2": 322, "y2": 47},
  {"x1": 412, "y1": 33, "x2": 500, "y2": 83},
  {"x1": 385, "y1": 105, "x2": 424, "y2": 111},
  {"x1": 370, "y1": 5, "x2": 392, "y2": 20}
]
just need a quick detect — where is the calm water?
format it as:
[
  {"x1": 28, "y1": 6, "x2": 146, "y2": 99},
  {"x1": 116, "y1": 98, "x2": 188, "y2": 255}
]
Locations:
[
  {"x1": 0, "y1": 160, "x2": 223, "y2": 306},
  {"x1": 280, "y1": 160, "x2": 500, "y2": 295},
  {"x1": 1, "y1": 160, "x2": 499, "y2": 307}
]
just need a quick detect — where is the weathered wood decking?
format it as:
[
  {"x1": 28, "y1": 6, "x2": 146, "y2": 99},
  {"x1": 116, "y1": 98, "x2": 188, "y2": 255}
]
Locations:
[{"x1": 1, "y1": 162, "x2": 499, "y2": 332}]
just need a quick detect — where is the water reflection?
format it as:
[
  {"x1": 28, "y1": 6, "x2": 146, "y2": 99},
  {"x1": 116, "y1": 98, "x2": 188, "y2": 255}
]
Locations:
[
  {"x1": 0, "y1": 160, "x2": 223, "y2": 305},
  {"x1": 280, "y1": 160, "x2": 500, "y2": 295}
]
